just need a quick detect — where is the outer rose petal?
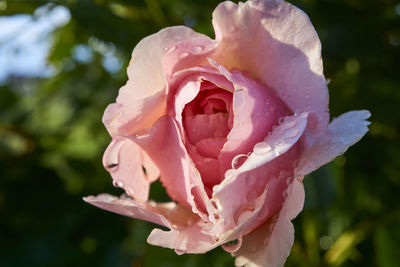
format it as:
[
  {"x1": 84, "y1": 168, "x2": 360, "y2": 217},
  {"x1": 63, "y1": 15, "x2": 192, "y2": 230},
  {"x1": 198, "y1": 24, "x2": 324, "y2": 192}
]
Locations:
[
  {"x1": 104, "y1": 26, "x2": 209, "y2": 136},
  {"x1": 295, "y1": 110, "x2": 371, "y2": 177},
  {"x1": 233, "y1": 178, "x2": 305, "y2": 267},
  {"x1": 147, "y1": 221, "x2": 217, "y2": 254},
  {"x1": 102, "y1": 138, "x2": 158, "y2": 202},
  {"x1": 83, "y1": 194, "x2": 198, "y2": 228},
  {"x1": 211, "y1": 0, "x2": 329, "y2": 134}
]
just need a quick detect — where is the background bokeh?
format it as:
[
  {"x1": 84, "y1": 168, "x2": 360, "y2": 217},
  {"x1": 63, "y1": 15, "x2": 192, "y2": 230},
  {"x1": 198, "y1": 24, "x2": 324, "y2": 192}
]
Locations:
[{"x1": 1, "y1": 0, "x2": 399, "y2": 266}]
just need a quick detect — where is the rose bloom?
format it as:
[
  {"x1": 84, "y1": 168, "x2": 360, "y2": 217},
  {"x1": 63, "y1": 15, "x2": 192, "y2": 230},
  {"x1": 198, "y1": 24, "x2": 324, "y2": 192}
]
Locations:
[{"x1": 84, "y1": 0, "x2": 370, "y2": 266}]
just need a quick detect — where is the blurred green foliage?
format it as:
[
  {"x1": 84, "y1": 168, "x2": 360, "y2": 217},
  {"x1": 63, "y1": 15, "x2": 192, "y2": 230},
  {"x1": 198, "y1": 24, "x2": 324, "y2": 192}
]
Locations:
[{"x1": 0, "y1": 0, "x2": 399, "y2": 266}]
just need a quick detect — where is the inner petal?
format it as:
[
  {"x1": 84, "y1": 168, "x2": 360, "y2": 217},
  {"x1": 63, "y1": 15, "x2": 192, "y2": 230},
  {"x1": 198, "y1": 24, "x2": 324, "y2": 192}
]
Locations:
[{"x1": 182, "y1": 81, "x2": 233, "y2": 190}]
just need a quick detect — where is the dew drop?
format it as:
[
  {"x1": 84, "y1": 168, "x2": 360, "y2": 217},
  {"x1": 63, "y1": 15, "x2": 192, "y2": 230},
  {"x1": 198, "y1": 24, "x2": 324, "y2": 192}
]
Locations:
[
  {"x1": 179, "y1": 52, "x2": 189, "y2": 58},
  {"x1": 164, "y1": 45, "x2": 176, "y2": 54},
  {"x1": 104, "y1": 140, "x2": 124, "y2": 172},
  {"x1": 275, "y1": 139, "x2": 284, "y2": 146},
  {"x1": 253, "y1": 142, "x2": 272, "y2": 155},
  {"x1": 233, "y1": 206, "x2": 254, "y2": 225},
  {"x1": 231, "y1": 154, "x2": 248, "y2": 169},
  {"x1": 193, "y1": 46, "x2": 203, "y2": 53},
  {"x1": 175, "y1": 249, "x2": 185, "y2": 255},
  {"x1": 126, "y1": 188, "x2": 135, "y2": 197},
  {"x1": 221, "y1": 237, "x2": 242, "y2": 253},
  {"x1": 284, "y1": 119, "x2": 297, "y2": 128},
  {"x1": 286, "y1": 128, "x2": 299, "y2": 138}
]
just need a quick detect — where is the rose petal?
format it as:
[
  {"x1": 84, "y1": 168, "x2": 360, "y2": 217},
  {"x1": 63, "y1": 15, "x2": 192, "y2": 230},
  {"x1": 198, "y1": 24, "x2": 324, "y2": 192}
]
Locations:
[
  {"x1": 195, "y1": 138, "x2": 226, "y2": 158},
  {"x1": 133, "y1": 116, "x2": 217, "y2": 222},
  {"x1": 119, "y1": 26, "x2": 207, "y2": 105},
  {"x1": 103, "y1": 92, "x2": 166, "y2": 136},
  {"x1": 209, "y1": 60, "x2": 290, "y2": 175},
  {"x1": 171, "y1": 67, "x2": 234, "y2": 137},
  {"x1": 212, "y1": 113, "x2": 307, "y2": 231},
  {"x1": 84, "y1": 194, "x2": 198, "y2": 228},
  {"x1": 295, "y1": 110, "x2": 371, "y2": 177},
  {"x1": 211, "y1": 0, "x2": 329, "y2": 134},
  {"x1": 184, "y1": 113, "x2": 230, "y2": 144},
  {"x1": 104, "y1": 26, "x2": 208, "y2": 136},
  {"x1": 147, "y1": 220, "x2": 218, "y2": 254},
  {"x1": 232, "y1": 178, "x2": 305, "y2": 267},
  {"x1": 102, "y1": 138, "x2": 156, "y2": 202}
]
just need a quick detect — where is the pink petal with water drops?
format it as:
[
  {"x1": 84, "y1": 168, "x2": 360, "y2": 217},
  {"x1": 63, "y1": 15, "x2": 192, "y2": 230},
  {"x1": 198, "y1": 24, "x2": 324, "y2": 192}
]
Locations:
[
  {"x1": 118, "y1": 26, "x2": 207, "y2": 105},
  {"x1": 233, "y1": 178, "x2": 305, "y2": 267},
  {"x1": 162, "y1": 36, "x2": 217, "y2": 84},
  {"x1": 103, "y1": 138, "x2": 158, "y2": 202},
  {"x1": 295, "y1": 110, "x2": 371, "y2": 178},
  {"x1": 103, "y1": 26, "x2": 209, "y2": 136},
  {"x1": 211, "y1": 0, "x2": 329, "y2": 134},
  {"x1": 212, "y1": 112, "x2": 307, "y2": 231},
  {"x1": 209, "y1": 60, "x2": 289, "y2": 175}
]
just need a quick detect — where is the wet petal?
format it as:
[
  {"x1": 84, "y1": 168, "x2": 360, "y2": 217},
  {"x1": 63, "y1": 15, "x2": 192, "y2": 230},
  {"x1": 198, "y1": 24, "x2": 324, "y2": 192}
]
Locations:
[
  {"x1": 104, "y1": 26, "x2": 207, "y2": 136},
  {"x1": 207, "y1": 60, "x2": 289, "y2": 175},
  {"x1": 233, "y1": 178, "x2": 305, "y2": 267},
  {"x1": 102, "y1": 138, "x2": 157, "y2": 202},
  {"x1": 295, "y1": 110, "x2": 371, "y2": 177},
  {"x1": 147, "y1": 220, "x2": 218, "y2": 254},
  {"x1": 212, "y1": 113, "x2": 306, "y2": 232},
  {"x1": 212, "y1": 0, "x2": 329, "y2": 134}
]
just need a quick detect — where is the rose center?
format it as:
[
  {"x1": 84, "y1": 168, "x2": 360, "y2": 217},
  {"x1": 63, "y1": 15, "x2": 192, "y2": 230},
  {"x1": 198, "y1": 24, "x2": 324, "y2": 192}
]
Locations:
[{"x1": 182, "y1": 81, "x2": 233, "y2": 192}]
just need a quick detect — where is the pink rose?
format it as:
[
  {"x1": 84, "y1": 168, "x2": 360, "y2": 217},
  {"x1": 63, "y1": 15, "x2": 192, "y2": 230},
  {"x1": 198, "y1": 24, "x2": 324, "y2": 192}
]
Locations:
[{"x1": 84, "y1": 0, "x2": 370, "y2": 266}]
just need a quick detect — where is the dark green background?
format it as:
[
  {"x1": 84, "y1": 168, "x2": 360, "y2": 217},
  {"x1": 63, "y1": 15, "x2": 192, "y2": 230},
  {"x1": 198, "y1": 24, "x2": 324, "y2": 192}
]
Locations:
[{"x1": 1, "y1": 0, "x2": 399, "y2": 266}]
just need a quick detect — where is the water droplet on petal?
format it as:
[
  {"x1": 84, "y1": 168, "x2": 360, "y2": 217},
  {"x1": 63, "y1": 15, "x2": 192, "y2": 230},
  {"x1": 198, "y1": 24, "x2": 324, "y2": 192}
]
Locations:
[
  {"x1": 175, "y1": 249, "x2": 185, "y2": 255},
  {"x1": 113, "y1": 181, "x2": 124, "y2": 188},
  {"x1": 179, "y1": 52, "x2": 189, "y2": 58},
  {"x1": 104, "y1": 140, "x2": 124, "y2": 172},
  {"x1": 221, "y1": 237, "x2": 242, "y2": 253},
  {"x1": 164, "y1": 45, "x2": 176, "y2": 54},
  {"x1": 231, "y1": 154, "x2": 248, "y2": 169},
  {"x1": 285, "y1": 119, "x2": 297, "y2": 128},
  {"x1": 253, "y1": 142, "x2": 272, "y2": 155},
  {"x1": 287, "y1": 128, "x2": 299, "y2": 138},
  {"x1": 275, "y1": 140, "x2": 284, "y2": 146},
  {"x1": 234, "y1": 206, "x2": 254, "y2": 225},
  {"x1": 193, "y1": 46, "x2": 203, "y2": 53},
  {"x1": 126, "y1": 188, "x2": 135, "y2": 197}
]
